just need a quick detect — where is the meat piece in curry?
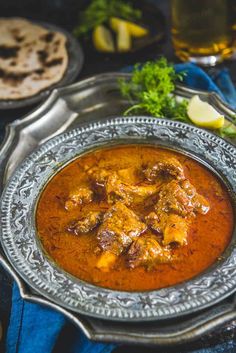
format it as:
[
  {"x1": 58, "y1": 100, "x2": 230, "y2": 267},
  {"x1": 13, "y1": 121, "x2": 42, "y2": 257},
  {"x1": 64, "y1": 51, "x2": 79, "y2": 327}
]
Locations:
[
  {"x1": 155, "y1": 179, "x2": 209, "y2": 217},
  {"x1": 68, "y1": 211, "x2": 103, "y2": 234},
  {"x1": 106, "y1": 173, "x2": 161, "y2": 205},
  {"x1": 87, "y1": 166, "x2": 160, "y2": 205},
  {"x1": 128, "y1": 234, "x2": 172, "y2": 269},
  {"x1": 36, "y1": 145, "x2": 234, "y2": 291},
  {"x1": 143, "y1": 157, "x2": 185, "y2": 182},
  {"x1": 65, "y1": 186, "x2": 93, "y2": 210},
  {"x1": 145, "y1": 212, "x2": 188, "y2": 246},
  {"x1": 97, "y1": 202, "x2": 147, "y2": 270},
  {"x1": 145, "y1": 179, "x2": 210, "y2": 245}
]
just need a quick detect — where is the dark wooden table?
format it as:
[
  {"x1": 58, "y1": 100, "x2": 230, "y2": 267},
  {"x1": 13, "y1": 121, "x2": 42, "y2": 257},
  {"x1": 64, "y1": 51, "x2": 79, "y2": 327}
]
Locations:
[{"x1": 1, "y1": 1, "x2": 236, "y2": 352}]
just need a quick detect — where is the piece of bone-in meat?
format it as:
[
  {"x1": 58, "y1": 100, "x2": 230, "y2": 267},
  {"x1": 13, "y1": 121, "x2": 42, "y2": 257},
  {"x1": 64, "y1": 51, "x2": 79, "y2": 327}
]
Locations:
[
  {"x1": 156, "y1": 180, "x2": 195, "y2": 217},
  {"x1": 162, "y1": 214, "x2": 188, "y2": 246},
  {"x1": 88, "y1": 166, "x2": 137, "y2": 185},
  {"x1": 65, "y1": 187, "x2": 93, "y2": 210},
  {"x1": 146, "y1": 212, "x2": 188, "y2": 246},
  {"x1": 97, "y1": 201, "x2": 147, "y2": 256},
  {"x1": 143, "y1": 157, "x2": 185, "y2": 182},
  {"x1": 106, "y1": 174, "x2": 133, "y2": 205},
  {"x1": 88, "y1": 167, "x2": 160, "y2": 205},
  {"x1": 146, "y1": 179, "x2": 209, "y2": 245},
  {"x1": 87, "y1": 167, "x2": 114, "y2": 200},
  {"x1": 127, "y1": 234, "x2": 172, "y2": 269},
  {"x1": 180, "y1": 179, "x2": 209, "y2": 214},
  {"x1": 106, "y1": 174, "x2": 160, "y2": 205},
  {"x1": 156, "y1": 180, "x2": 210, "y2": 217},
  {"x1": 68, "y1": 211, "x2": 103, "y2": 234}
]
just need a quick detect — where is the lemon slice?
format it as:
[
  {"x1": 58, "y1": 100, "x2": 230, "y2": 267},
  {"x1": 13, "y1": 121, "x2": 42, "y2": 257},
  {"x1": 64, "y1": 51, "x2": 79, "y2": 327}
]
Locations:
[
  {"x1": 116, "y1": 22, "x2": 131, "y2": 52},
  {"x1": 110, "y1": 17, "x2": 149, "y2": 37},
  {"x1": 92, "y1": 25, "x2": 115, "y2": 52},
  {"x1": 126, "y1": 21, "x2": 149, "y2": 37},
  {"x1": 187, "y1": 95, "x2": 224, "y2": 129}
]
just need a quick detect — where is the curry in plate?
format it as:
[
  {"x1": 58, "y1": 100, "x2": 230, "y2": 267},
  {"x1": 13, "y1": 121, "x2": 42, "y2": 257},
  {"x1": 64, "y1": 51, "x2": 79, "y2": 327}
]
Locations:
[{"x1": 36, "y1": 145, "x2": 234, "y2": 291}]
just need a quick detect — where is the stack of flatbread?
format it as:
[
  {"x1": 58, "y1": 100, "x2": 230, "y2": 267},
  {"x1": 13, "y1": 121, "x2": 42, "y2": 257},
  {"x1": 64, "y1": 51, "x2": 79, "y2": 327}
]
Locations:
[{"x1": 0, "y1": 18, "x2": 68, "y2": 100}]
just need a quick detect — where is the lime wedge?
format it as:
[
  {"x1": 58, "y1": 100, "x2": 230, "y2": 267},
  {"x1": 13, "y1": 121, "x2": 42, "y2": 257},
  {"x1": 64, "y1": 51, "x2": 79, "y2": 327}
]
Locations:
[
  {"x1": 92, "y1": 25, "x2": 115, "y2": 52},
  {"x1": 187, "y1": 95, "x2": 224, "y2": 129},
  {"x1": 110, "y1": 17, "x2": 149, "y2": 38}
]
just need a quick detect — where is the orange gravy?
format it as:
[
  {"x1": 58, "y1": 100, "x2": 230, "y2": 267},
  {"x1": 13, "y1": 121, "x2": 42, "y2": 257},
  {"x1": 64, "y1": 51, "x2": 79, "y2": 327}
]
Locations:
[{"x1": 36, "y1": 145, "x2": 234, "y2": 291}]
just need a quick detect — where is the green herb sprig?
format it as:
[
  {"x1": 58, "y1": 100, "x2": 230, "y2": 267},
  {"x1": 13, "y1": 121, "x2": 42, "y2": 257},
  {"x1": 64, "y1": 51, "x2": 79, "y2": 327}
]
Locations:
[
  {"x1": 119, "y1": 58, "x2": 236, "y2": 138},
  {"x1": 119, "y1": 58, "x2": 190, "y2": 122},
  {"x1": 73, "y1": 0, "x2": 141, "y2": 37}
]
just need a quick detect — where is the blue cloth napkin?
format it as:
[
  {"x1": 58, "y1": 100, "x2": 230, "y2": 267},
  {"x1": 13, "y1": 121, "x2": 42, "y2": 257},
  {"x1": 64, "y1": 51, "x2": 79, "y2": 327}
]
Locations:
[
  {"x1": 4, "y1": 62, "x2": 236, "y2": 353},
  {"x1": 6, "y1": 283, "x2": 116, "y2": 353},
  {"x1": 175, "y1": 63, "x2": 236, "y2": 109}
]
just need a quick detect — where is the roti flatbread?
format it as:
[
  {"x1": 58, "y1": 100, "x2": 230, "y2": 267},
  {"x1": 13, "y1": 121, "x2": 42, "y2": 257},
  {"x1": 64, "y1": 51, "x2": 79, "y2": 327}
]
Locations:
[{"x1": 0, "y1": 18, "x2": 69, "y2": 100}]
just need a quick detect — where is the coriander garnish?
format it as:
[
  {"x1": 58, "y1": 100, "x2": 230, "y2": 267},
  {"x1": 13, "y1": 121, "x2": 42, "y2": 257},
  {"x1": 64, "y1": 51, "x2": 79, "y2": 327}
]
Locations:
[
  {"x1": 119, "y1": 58, "x2": 236, "y2": 138},
  {"x1": 119, "y1": 58, "x2": 190, "y2": 122}
]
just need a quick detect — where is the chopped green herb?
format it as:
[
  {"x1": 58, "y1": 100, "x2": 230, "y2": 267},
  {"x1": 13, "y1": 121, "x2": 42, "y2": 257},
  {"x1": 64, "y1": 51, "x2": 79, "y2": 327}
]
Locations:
[{"x1": 73, "y1": 0, "x2": 141, "y2": 37}]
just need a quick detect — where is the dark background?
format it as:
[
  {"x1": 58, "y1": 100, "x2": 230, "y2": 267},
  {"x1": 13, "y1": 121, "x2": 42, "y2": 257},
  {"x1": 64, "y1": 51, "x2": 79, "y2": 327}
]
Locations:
[{"x1": 0, "y1": 1, "x2": 236, "y2": 352}]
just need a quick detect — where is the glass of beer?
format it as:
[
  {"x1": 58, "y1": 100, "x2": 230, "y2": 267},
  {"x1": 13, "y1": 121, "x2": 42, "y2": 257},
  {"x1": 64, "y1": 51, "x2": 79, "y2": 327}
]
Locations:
[{"x1": 171, "y1": 0, "x2": 233, "y2": 66}]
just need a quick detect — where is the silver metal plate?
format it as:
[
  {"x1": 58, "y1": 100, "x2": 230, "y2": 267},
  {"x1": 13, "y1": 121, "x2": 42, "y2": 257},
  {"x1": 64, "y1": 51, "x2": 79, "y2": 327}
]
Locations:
[
  {"x1": 1, "y1": 116, "x2": 236, "y2": 322},
  {"x1": 0, "y1": 73, "x2": 236, "y2": 344}
]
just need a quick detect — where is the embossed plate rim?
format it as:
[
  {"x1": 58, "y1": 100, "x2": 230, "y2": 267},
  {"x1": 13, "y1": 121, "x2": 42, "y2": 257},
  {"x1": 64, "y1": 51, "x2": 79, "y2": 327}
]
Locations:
[{"x1": 1, "y1": 117, "x2": 236, "y2": 322}]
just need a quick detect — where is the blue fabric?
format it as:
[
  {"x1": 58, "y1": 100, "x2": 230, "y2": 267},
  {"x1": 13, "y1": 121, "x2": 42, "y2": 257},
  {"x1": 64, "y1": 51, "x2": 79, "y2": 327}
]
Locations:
[
  {"x1": 6, "y1": 283, "x2": 116, "y2": 353},
  {"x1": 174, "y1": 63, "x2": 236, "y2": 109},
  {"x1": 5, "y1": 62, "x2": 236, "y2": 353},
  {"x1": 174, "y1": 63, "x2": 225, "y2": 101}
]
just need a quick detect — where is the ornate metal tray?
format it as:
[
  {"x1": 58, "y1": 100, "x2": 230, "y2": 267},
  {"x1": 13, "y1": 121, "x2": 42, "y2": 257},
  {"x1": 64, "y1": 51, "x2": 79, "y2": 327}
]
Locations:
[{"x1": 0, "y1": 73, "x2": 236, "y2": 345}]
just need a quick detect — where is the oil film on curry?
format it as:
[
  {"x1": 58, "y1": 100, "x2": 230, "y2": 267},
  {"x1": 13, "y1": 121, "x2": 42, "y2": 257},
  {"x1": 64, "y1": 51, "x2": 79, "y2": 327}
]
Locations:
[{"x1": 36, "y1": 145, "x2": 234, "y2": 292}]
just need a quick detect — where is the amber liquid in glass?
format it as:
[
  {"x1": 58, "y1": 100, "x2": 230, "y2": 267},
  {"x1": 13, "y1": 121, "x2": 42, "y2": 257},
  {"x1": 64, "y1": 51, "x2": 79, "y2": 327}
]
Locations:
[{"x1": 171, "y1": 0, "x2": 233, "y2": 65}]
